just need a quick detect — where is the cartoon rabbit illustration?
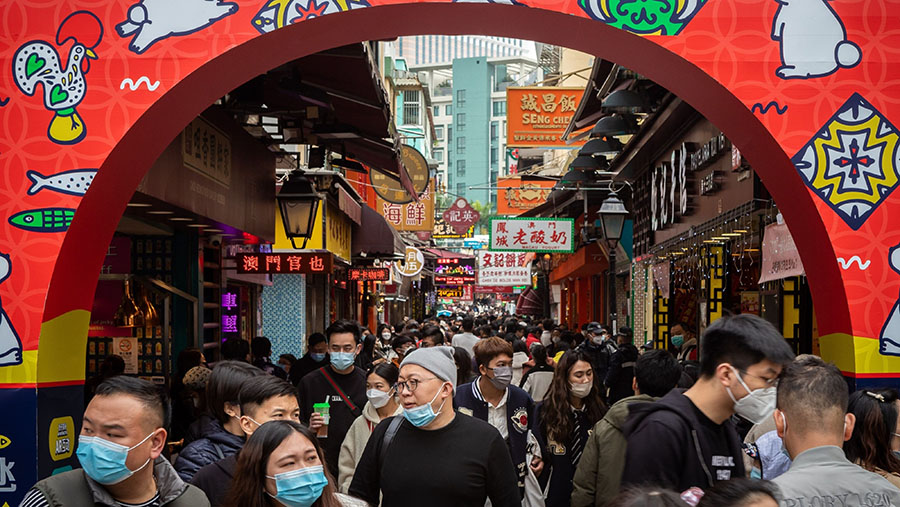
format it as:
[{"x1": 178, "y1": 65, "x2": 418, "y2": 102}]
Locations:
[
  {"x1": 0, "y1": 253, "x2": 23, "y2": 367},
  {"x1": 771, "y1": 0, "x2": 861, "y2": 79}
]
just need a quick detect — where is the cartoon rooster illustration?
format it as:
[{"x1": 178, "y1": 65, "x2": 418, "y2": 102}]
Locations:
[{"x1": 12, "y1": 11, "x2": 103, "y2": 145}]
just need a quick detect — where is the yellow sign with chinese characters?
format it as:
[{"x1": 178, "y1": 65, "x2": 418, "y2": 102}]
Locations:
[
  {"x1": 325, "y1": 202, "x2": 352, "y2": 262},
  {"x1": 506, "y1": 87, "x2": 586, "y2": 148}
]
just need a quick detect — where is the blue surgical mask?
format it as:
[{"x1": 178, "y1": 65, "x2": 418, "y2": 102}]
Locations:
[
  {"x1": 266, "y1": 465, "x2": 328, "y2": 507},
  {"x1": 402, "y1": 384, "x2": 447, "y2": 428},
  {"x1": 75, "y1": 432, "x2": 155, "y2": 485},
  {"x1": 330, "y1": 351, "x2": 356, "y2": 370},
  {"x1": 671, "y1": 335, "x2": 685, "y2": 348},
  {"x1": 310, "y1": 352, "x2": 326, "y2": 363}
]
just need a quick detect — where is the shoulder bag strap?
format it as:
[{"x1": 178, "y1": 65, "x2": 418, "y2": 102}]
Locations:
[
  {"x1": 319, "y1": 366, "x2": 362, "y2": 417},
  {"x1": 378, "y1": 416, "x2": 404, "y2": 470}
]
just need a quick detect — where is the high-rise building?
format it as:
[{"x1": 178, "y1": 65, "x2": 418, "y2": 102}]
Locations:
[
  {"x1": 396, "y1": 35, "x2": 536, "y2": 66},
  {"x1": 414, "y1": 56, "x2": 541, "y2": 210}
]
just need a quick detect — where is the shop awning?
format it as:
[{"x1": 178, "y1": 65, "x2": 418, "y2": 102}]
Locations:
[
  {"x1": 516, "y1": 287, "x2": 543, "y2": 316},
  {"x1": 352, "y1": 204, "x2": 406, "y2": 258},
  {"x1": 423, "y1": 248, "x2": 475, "y2": 259},
  {"x1": 550, "y1": 243, "x2": 609, "y2": 283}
]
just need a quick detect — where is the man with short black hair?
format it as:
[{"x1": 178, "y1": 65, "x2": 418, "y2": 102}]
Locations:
[
  {"x1": 577, "y1": 324, "x2": 617, "y2": 400},
  {"x1": 20, "y1": 377, "x2": 209, "y2": 507},
  {"x1": 191, "y1": 375, "x2": 300, "y2": 507},
  {"x1": 671, "y1": 321, "x2": 698, "y2": 362},
  {"x1": 540, "y1": 318, "x2": 555, "y2": 347},
  {"x1": 420, "y1": 325, "x2": 446, "y2": 348},
  {"x1": 298, "y1": 319, "x2": 367, "y2": 478},
  {"x1": 452, "y1": 317, "x2": 479, "y2": 356},
  {"x1": 771, "y1": 356, "x2": 900, "y2": 504},
  {"x1": 621, "y1": 314, "x2": 795, "y2": 491},
  {"x1": 289, "y1": 332, "x2": 329, "y2": 386},
  {"x1": 572, "y1": 349, "x2": 682, "y2": 507}
]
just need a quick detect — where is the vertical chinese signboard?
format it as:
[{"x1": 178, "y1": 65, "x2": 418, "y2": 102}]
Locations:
[
  {"x1": 506, "y1": 87, "x2": 586, "y2": 148},
  {"x1": 489, "y1": 218, "x2": 575, "y2": 253},
  {"x1": 377, "y1": 178, "x2": 435, "y2": 232},
  {"x1": 221, "y1": 287, "x2": 241, "y2": 339}
]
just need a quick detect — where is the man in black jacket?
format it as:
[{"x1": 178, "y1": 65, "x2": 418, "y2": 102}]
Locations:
[
  {"x1": 298, "y1": 319, "x2": 367, "y2": 479},
  {"x1": 621, "y1": 314, "x2": 794, "y2": 492},
  {"x1": 191, "y1": 375, "x2": 300, "y2": 506},
  {"x1": 289, "y1": 332, "x2": 329, "y2": 386},
  {"x1": 605, "y1": 327, "x2": 639, "y2": 405},
  {"x1": 577, "y1": 324, "x2": 617, "y2": 401}
]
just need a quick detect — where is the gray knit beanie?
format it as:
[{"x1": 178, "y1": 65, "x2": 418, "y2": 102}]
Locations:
[{"x1": 400, "y1": 346, "x2": 457, "y2": 393}]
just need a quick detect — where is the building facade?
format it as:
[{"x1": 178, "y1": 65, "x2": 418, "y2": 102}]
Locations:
[{"x1": 396, "y1": 35, "x2": 535, "y2": 66}]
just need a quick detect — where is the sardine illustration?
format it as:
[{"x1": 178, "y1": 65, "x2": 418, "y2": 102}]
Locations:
[
  {"x1": 8, "y1": 208, "x2": 75, "y2": 232},
  {"x1": 26, "y1": 168, "x2": 97, "y2": 196}
]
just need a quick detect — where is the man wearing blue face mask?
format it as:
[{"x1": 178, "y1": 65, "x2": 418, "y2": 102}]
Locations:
[
  {"x1": 20, "y1": 376, "x2": 209, "y2": 507},
  {"x1": 349, "y1": 346, "x2": 520, "y2": 507},
  {"x1": 297, "y1": 320, "x2": 367, "y2": 480},
  {"x1": 621, "y1": 314, "x2": 796, "y2": 492}
]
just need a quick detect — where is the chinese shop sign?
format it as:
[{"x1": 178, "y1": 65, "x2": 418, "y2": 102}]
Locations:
[
  {"x1": 437, "y1": 285, "x2": 473, "y2": 300},
  {"x1": 237, "y1": 253, "x2": 333, "y2": 274},
  {"x1": 377, "y1": 178, "x2": 435, "y2": 232},
  {"x1": 443, "y1": 197, "x2": 480, "y2": 235},
  {"x1": 506, "y1": 87, "x2": 585, "y2": 148},
  {"x1": 370, "y1": 145, "x2": 430, "y2": 204},
  {"x1": 433, "y1": 216, "x2": 473, "y2": 239},
  {"x1": 395, "y1": 246, "x2": 425, "y2": 278},
  {"x1": 434, "y1": 258, "x2": 476, "y2": 285},
  {"x1": 478, "y1": 251, "x2": 532, "y2": 286},
  {"x1": 496, "y1": 177, "x2": 555, "y2": 215},
  {"x1": 221, "y1": 288, "x2": 241, "y2": 338},
  {"x1": 489, "y1": 218, "x2": 575, "y2": 253},
  {"x1": 348, "y1": 267, "x2": 390, "y2": 282},
  {"x1": 183, "y1": 117, "x2": 232, "y2": 187},
  {"x1": 475, "y1": 285, "x2": 514, "y2": 294},
  {"x1": 325, "y1": 203, "x2": 352, "y2": 261}
]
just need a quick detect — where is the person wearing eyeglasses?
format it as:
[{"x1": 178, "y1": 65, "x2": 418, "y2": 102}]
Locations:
[
  {"x1": 455, "y1": 337, "x2": 540, "y2": 499},
  {"x1": 348, "y1": 346, "x2": 520, "y2": 507},
  {"x1": 621, "y1": 314, "x2": 795, "y2": 492}
]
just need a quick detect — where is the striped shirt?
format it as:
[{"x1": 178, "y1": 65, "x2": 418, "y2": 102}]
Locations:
[{"x1": 18, "y1": 488, "x2": 161, "y2": 507}]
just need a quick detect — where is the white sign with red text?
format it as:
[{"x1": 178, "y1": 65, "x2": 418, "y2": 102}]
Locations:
[
  {"x1": 478, "y1": 251, "x2": 532, "y2": 286},
  {"x1": 488, "y1": 218, "x2": 575, "y2": 253}
]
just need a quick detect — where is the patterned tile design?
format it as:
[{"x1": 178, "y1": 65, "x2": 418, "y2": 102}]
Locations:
[{"x1": 261, "y1": 274, "x2": 307, "y2": 359}]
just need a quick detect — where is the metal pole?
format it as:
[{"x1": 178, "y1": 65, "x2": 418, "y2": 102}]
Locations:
[
  {"x1": 609, "y1": 248, "x2": 617, "y2": 334},
  {"x1": 542, "y1": 271, "x2": 552, "y2": 319}
]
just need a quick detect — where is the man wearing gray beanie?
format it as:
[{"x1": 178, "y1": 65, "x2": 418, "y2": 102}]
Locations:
[{"x1": 349, "y1": 346, "x2": 520, "y2": 507}]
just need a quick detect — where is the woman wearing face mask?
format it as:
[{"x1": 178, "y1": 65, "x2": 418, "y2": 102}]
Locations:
[
  {"x1": 533, "y1": 350, "x2": 607, "y2": 507},
  {"x1": 843, "y1": 388, "x2": 900, "y2": 488},
  {"x1": 336, "y1": 363, "x2": 402, "y2": 493},
  {"x1": 224, "y1": 420, "x2": 367, "y2": 507}
]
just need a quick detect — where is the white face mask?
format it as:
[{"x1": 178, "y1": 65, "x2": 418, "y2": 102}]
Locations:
[
  {"x1": 726, "y1": 366, "x2": 777, "y2": 424},
  {"x1": 381, "y1": 332, "x2": 392, "y2": 341},
  {"x1": 570, "y1": 382, "x2": 593, "y2": 399},
  {"x1": 367, "y1": 389, "x2": 393, "y2": 409}
]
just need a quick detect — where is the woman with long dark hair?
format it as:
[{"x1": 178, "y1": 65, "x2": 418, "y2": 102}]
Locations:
[
  {"x1": 224, "y1": 420, "x2": 367, "y2": 507},
  {"x1": 534, "y1": 350, "x2": 607, "y2": 507},
  {"x1": 844, "y1": 388, "x2": 900, "y2": 487}
]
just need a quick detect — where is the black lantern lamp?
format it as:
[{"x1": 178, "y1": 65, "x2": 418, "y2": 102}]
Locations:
[
  {"x1": 582, "y1": 136, "x2": 625, "y2": 156},
  {"x1": 601, "y1": 89, "x2": 651, "y2": 114},
  {"x1": 591, "y1": 114, "x2": 639, "y2": 138},
  {"x1": 598, "y1": 191, "x2": 629, "y2": 248},
  {"x1": 539, "y1": 253, "x2": 552, "y2": 273},
  {"x1": 570, "y1": 154, "x2": 600, "y2": 171},
  {"x1": 277, "y1": 171, "x2": 320, "y2": 249}
]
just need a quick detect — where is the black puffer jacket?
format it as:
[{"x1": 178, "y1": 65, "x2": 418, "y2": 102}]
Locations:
[{"x1": 173, "y1": 419, "x2": 244, "y2": 482}]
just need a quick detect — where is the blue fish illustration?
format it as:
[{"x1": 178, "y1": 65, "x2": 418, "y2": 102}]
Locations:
[
  {"x1": 27, "y1": 168, "x2": 96, "y2": 196},
  {"x1": 8, "y1": 208, "x2": 75, "y2": 232}
]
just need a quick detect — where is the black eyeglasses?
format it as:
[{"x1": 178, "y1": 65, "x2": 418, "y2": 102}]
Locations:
[{"x1": 394, "y1": 377, "x2": 437, "y2": 393}]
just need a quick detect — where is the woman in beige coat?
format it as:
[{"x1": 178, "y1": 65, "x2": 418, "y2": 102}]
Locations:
[{"x1": 337, "y1": 362, "x2": 403, "y2": 493}]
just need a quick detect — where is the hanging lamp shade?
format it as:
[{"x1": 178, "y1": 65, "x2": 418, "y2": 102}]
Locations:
[
  {"x1": 570, "y1": 155, "x2": 600, "y2": 171},
  {"x1": 601, "y1": 89, "x2": 650, "y2": 114},
  {"x1": 590, "y1": 114, "x2": 638, "y2": 138},
  {"x1": 582, "y1": 136, "x2": 625, "y2": 156}
]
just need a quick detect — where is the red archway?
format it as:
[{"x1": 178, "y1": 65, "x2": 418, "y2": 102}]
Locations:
[{"x1": 43, "y1": 3, "x2": 851, "y2": 346}]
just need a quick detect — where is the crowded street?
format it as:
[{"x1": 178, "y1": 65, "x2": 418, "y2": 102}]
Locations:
[{"x1": 2, "y1": 1, "x2": 900, "y2": 506}]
